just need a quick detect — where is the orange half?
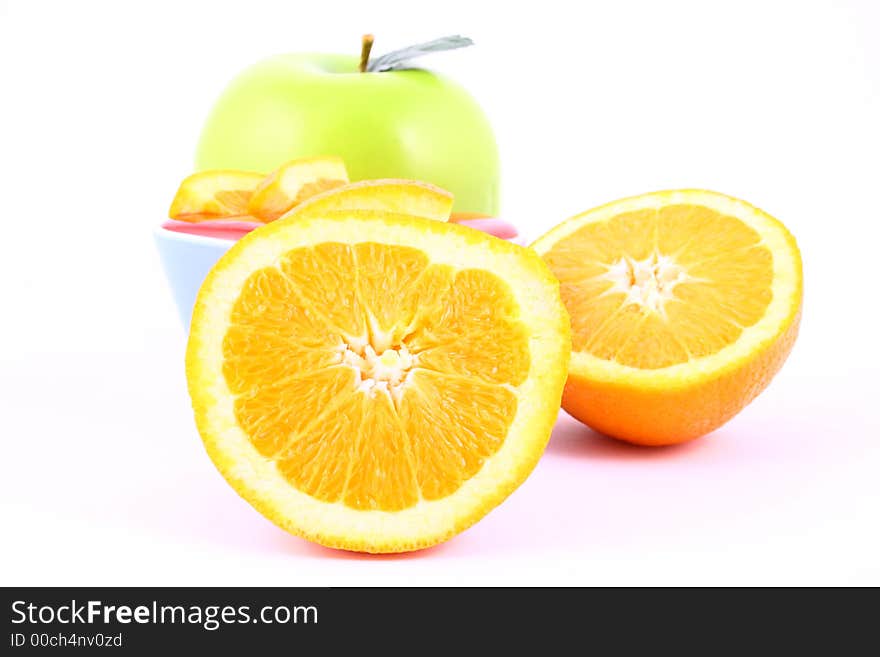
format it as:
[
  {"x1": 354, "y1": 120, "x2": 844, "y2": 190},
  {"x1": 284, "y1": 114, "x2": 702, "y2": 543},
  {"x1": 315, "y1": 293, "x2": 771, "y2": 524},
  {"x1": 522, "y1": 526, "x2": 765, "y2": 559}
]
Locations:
[
  {"x1": 532, "y1": 189, "x2": 802, "y2": 445},
  {"x1": 186, "y1": 211, "x2": 570, "y2": 552}
]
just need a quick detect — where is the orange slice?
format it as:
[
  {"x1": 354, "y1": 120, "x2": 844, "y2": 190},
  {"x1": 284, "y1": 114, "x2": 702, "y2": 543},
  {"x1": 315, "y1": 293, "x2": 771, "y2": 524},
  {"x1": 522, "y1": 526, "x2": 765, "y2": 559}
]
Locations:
[
  {"x1": 247, "y1": 156, "x2": 349, "y2": 221},
  {"x1": 186, "y1": 211, "x2": 570, "y2": 552},
  {"x1": 169, "y1": 170, "x2": 265, "y2": 222},
  {"x1": 532, "y1": 189, "x2": 802, "y2": 446},
  {"x1": 284, "y1": 179, "x2": 453, "y2": 222}
]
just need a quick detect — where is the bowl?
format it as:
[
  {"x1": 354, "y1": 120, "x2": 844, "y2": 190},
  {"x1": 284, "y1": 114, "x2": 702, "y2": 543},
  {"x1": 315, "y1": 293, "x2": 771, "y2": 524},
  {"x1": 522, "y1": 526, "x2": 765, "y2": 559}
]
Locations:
[{"x1": 154, "y1": 226, "x2": 233, "y2": 327}]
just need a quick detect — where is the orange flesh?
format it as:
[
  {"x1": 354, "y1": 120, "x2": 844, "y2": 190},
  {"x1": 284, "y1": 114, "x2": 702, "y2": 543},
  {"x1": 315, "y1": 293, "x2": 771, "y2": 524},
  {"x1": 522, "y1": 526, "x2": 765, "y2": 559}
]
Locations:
[
  {"x1": 174, "y1": 190, "x2": 255, "y2": 221},
  {"x1": 254, "y1": 178, "x2": 349, "y2": 222},
  {"x1": 543, "y1": 204, "x2": 774, "y2": 369},
  {"x1": 213, "y1": 189, "x2": 254, "y2": 213},
  {"x1": 290, "y1": 179, "x2": 347, "y2": 207},
  {"x1": 223, "y1": 242, "x2": 529, "y2": 511},
  {"x1": 170, "y1": 175, "x2": 264, "y2": 222}
]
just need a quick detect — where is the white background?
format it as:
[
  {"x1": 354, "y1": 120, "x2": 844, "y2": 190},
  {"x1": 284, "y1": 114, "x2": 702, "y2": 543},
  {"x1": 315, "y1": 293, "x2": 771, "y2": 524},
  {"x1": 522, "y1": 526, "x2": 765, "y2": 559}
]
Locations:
[{"x1": 1, "y1": 0, "x2": 878, "y2": 585}]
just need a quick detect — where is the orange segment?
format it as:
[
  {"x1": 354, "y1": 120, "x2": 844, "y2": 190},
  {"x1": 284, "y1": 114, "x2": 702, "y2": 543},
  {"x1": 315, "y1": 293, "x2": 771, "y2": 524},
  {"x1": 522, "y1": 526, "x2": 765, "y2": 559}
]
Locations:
[
  {"x1": 399, "y1": 370, "x2": 517, "y2": 501},
  {"x1": 406, "y1": 269, "x2": 531, "y2": 386},
  {"x1": 186, "y1": 211, "x2": 570, "y2": 553},
  {"x1": 247, "y1": 156, "x2": 349, "y2": 221},
  {"x1": 657, "y1": 203, "x2": 762, "y2": 262},
  {"x1": 278, "y1": 244, "x2": 367, "y2": 343},
  {"x1": 274, "y1": 386, "x2": 419, "y2": 511},
  {"x1": 339, "y1": 390, "x2": 418, "y2": 511},
  {"x1": 352, "y1": 243, "x2": 431, "y2": 346},
  {"x1": 234, "y1": 366, "x2": 357, "y2": 458},
  {"x1": 221, "y1": 266, "x2": 343, "y2": 394},
  {"x1": 532, "y1": 189, "x2": 802, "y2": 446},
  {"x1": 169, "y1": 170, "x2": 265, "y2": 222}
]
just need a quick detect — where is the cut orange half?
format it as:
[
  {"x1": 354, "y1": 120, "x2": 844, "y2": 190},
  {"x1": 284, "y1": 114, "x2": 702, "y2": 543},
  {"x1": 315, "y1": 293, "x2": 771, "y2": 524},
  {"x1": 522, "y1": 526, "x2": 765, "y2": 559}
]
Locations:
[
  {"x1": 532, "y1": 190, "x2": 802, "y2": 446},
  {"x1": 169, "y1": 170, "x2": 265, "y2": 222},
  {"x1": 284, "y1": 179, "x2": 453, "y2": 222},
  {"x1": 186, "y1": 211, "x2": 570, "y2": 552},
  {"x1": 247, "y1": 156, "x2": 349, "y2": 221}
]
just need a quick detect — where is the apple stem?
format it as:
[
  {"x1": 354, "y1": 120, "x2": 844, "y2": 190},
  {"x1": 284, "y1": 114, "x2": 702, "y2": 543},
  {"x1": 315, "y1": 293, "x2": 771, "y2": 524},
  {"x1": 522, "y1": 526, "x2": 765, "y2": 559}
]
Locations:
[
  {"x1": 359, "y1": 34, "x2": 374, "y2": 73},
  {"x1": 363, "y1": 36, "x2": 474, "y2": 73}
]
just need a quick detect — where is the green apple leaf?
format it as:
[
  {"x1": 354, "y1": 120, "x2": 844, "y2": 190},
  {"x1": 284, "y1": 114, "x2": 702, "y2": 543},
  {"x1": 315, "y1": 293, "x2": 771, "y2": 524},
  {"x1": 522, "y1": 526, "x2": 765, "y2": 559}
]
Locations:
[{"x1": 367, "y1": 35, "x2": 474, "y2": 72}]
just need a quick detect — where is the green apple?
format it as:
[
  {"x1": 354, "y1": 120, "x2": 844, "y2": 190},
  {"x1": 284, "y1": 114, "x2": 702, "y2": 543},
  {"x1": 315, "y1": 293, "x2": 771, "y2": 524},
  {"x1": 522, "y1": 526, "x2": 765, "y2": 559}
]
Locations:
[{"x1": 195, "y1": 50, "x2": 500, "y2": 215}]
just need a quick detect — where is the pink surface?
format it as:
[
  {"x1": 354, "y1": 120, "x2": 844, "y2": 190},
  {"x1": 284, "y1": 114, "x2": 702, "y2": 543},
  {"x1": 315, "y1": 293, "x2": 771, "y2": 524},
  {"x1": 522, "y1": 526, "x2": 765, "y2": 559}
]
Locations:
[
  {"x1": 162, "y1": 219, "x2": 263, "y2": 240},
  {"x1": 454, "y1": 217, "x2": 519, "y2": 240},
  {"x1": 161, "y1": 217, "x2": 520, "y2": 242},
  {"x1": 5, "y1": 346, "x2": 880, "y2": 584}
]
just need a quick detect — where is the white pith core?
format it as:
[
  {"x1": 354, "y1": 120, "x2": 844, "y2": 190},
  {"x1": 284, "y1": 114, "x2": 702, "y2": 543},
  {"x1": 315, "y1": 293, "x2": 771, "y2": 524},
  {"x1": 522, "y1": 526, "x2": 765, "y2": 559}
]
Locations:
[
  {"x1": 603, "y1": 253, "x2": 689, "y2": 313},
  {"x1": 342, "y1": 342, "x2": 417, "y2": 401}
]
